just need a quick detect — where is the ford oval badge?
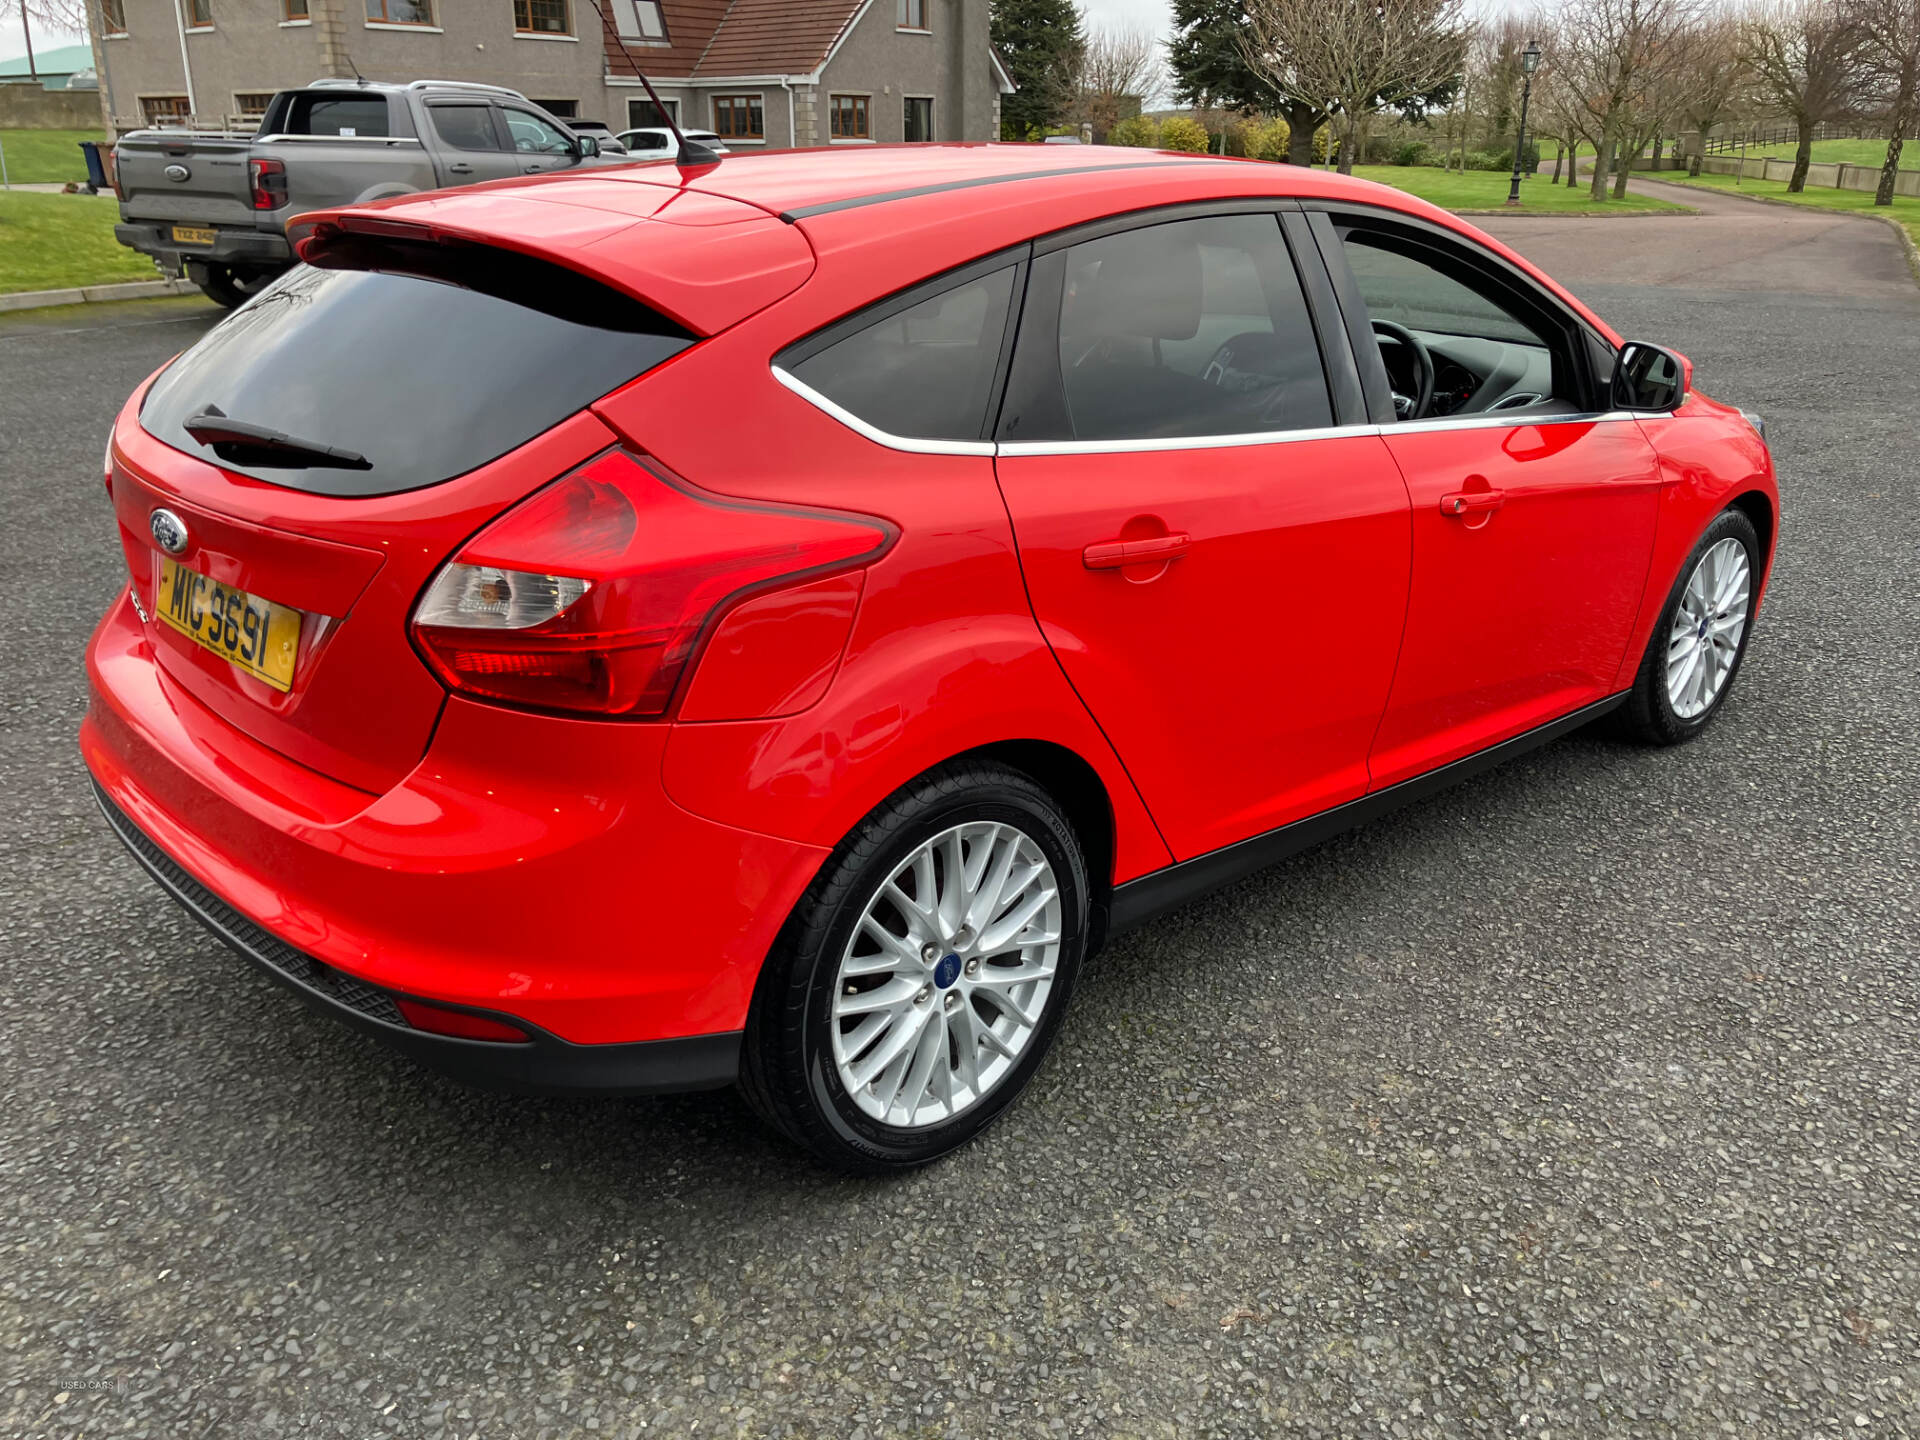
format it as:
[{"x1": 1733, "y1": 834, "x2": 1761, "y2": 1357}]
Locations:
[
  {"x1": 165, "y1": 163, "x2": 190, "y2": 182},
  {"x1": 149, "y1": 508, "x2": 190, "y2": 556}
]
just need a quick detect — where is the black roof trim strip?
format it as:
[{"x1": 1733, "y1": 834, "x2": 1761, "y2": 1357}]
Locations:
[{"x1": 776, "y1": 158, "x2": 1237, "y2": 224}]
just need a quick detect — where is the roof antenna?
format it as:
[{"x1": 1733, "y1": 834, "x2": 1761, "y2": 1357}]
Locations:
[
  {"x1": 579, "y1": 0, "x2": 720, "y2": 167},
  {"x1": 344, "y1": 52, "x2": 367, "y2": 87}
]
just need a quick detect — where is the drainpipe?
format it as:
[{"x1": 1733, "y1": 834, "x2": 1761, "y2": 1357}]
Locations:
[
  {"x1": 780, "y1": 78, "x2": 796, "y2": 149},
  {"x1": 169, "y1": 0, "x2": 198, "y2": 120}
]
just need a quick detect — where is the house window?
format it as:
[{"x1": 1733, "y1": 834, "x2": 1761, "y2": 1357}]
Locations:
[
  {"x1": 141, "y1": 95, "x2": 192, "y2": 124},
  {"x1": 234, "y1": 92, "x2": 275, "y2": 118},
  {"x1": 103, "y1": 0, "x2": 127, "y2": 32},
  {"x1": 830, "y1": 94, "x2": 870, "y2": 141},
  {"x1": 904, "y1": 96, "x2": 932, "y2": 142},
  {"x1": 283, "y1": 0, "x2": 309, "y2": 18},
  {"x1": 514, "y1": 0, "x2": 570, "y2": 35},
  {"x1": 530, "y1": 98, "x2": 578, "y2": 118},
  {"x1": 610, "y1": 0, "x2": 665, "y2": 40},
  {"x1": 365, "y1": 0, "x2": 434, "y2": 24},
  {"x1": 711, "y1": 94, "x2": 763, "y2": 142},
  {"x1": 627, "y1": 97, "x2": 677, "y2": 128},
  {"x1": 185, "y1": 0, "x2": 212, "y2": 27},
  {"x1": 898, "y1": 0, "x2": 928, "y2": 29}
]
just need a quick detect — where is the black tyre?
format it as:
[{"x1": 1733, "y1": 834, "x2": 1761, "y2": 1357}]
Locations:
[
  {"x1": 1620, "y1": 507, "x2": 1761, "y2": 745},
  {"x1": 740, "y1": 760, "x2": 1090, "y2": 1173},
  {"x1": 195, "y1": 264, "x2": 276, "y2": 310}
]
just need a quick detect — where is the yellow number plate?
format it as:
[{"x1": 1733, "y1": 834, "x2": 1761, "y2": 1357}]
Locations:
[
  {"x1": 171, "y1": 225, "x2": 218, "y2": 246},
  {"x1": 156, "y1": 559, "x2": 303, "y2": 692}
]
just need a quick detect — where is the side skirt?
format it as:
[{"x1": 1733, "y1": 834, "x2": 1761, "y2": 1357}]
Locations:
[{"x1": 1108, "y1": 693, "x2": 1628, "y2": 935}]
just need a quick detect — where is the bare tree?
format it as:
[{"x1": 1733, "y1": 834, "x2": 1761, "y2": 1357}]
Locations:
[
  {"x1": 1, "y1": 0, "x2": 86, "y2": 81},
  {"x1": 1741, "y1": 0, "x2": 1865, "y2": 191},
  {"x1": 1243, "y1": 0, "x2": 1470, "y2": 175},
  {"x1": 1847, "y1": 0, "x2": 1920, "y2": 201},
  {"x1": 1552, "y1": 0, "x2": 1707, "y2": 200},
  {"x1": 1678, "y1": 16, "x2": 1754, "y2": 173},
  {"x1": 1073, "y1": 24, "x2": 1165, "y2": 142}
]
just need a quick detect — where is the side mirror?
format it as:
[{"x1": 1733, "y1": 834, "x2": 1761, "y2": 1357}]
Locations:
[
  {"x1": 574, "y1": 134, "x2": 600, "y2": 157},
  {"x1": 1612, "y1": 341, "x2": 1689, "y2": 412}
]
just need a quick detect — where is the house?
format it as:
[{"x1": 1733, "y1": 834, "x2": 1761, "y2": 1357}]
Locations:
[{"x1": 87, "y1": 0, "x2": 1012, "y2": 142}]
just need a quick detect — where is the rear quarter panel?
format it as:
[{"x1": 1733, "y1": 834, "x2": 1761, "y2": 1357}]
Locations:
[{"x1": 269, "y1": 137, "x2": 441, "y2": 213}]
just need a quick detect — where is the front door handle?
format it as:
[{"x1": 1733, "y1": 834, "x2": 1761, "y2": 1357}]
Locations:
[
  {"x1": 1439, "y1": 488, "x2": 1506, "y2": 518},
  {"x1": 1083, "y1": 532, "x2": 1191, "y2": 569}
]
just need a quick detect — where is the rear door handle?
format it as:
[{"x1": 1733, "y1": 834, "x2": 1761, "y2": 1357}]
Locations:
[
  {"x1": 1083, "y1": 532, "x2": 1191, "y2": 569},
  {"x1": 1439, "y1": 488, "x2": 1506, "y2": 517},
  {"x1": 447, "y1": 162, "x2": 474, "y2": 174}
]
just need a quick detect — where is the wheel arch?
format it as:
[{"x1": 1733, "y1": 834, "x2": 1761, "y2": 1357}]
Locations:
[{"x1": 1727, "y1": 488, "x2": 1775, "y2": 585}]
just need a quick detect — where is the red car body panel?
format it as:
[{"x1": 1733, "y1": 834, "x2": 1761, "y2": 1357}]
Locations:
[{"x1": 82, "y1": 146, "x2": 1779, "y2": 1090}]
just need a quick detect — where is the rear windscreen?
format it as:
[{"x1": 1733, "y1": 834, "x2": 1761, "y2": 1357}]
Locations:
[
  {"x1": 140, "y1": 238, "x2": 694, "y2": 497},
  {"x1": 286, "y1": 94, "x2": 392, "y2": 137}
]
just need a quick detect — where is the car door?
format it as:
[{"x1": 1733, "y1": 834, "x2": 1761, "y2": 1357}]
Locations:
[
  {"x1": 993, "y1": 209, "x2": 1413, "y2": 862},
  {"x1": 423, "y1": 100, "x2": 521, "y2": 184},
  {"x1": 499, "y1": 105, "x2": 582, "y2": 175},
  {"x1": 1311, "y1": 210, "x2": 1664, "y2": 790}
]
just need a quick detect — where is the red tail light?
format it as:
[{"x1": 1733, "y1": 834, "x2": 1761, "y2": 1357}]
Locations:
[
  {"x1": 248, "y1": 156, "x2": 287, "y2": 211},
  {"x1": 410, "y1": 450, "x2": 893, "y2": 718}
]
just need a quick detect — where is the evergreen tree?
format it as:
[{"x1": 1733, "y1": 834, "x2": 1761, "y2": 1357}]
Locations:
[
  {"x1": 1169, "y1": 0, "x2": 1278, "y2": 112},
  {"x1": 993, "y1": 0, "x2": 1087, "y2": 138}
]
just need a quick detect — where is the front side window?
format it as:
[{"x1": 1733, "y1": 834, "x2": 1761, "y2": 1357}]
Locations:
[
  {"x1": 610, "y1": 0, "x2": 665, "y2": 39},
  {"x1": 711, "y1": 95, "x2": 763, "y2": 141},
  {"x1": 428, "y1": 103, "x2": 501, "y2": 151},
  {"x1": 185, "y1": 0, "x2": 212, "y2": 26},
  {"x1": 514, "y1": 0, "x2": 570, "y2": 35},
  {"x1": 785, "y1": 266, "x2": 1018, "y2": 442},
  {"x1": 830, "y1": 94, "x2": 870, "y2": 140},
  {"x1": 1338, "y1": 229, "x2": 1569, "y2": 420},
  {"x1": 1046, "y1": 214, "x2": 1332, "y2": 443},
  {"x1": 366, "y1": 0, "x2": 434, "y2": 24},
  {"x1": 502, "y1": 107, "x2": 571, "y2": 152}
]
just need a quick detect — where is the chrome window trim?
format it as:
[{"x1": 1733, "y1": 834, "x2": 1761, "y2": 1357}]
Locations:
[
  {"x1": 770, "y1": 365, "x2": 997, "y2": 457},
  {"x1": 773, "y1": 361, "x2": 1638, "y2": 457}
]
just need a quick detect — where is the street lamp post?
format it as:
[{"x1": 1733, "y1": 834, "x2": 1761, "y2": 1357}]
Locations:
[{"x1": 1505, "y1": 39, "x2": 1543, "y2": 207}]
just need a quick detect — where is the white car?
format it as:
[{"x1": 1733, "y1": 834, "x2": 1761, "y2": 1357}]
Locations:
[{"x1": 613, "y1": 127, "x2": 731, "y2": 158}]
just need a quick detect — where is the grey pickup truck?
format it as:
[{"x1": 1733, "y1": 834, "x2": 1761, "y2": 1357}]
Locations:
[{"x1": 112, "y1": 78, "x2": 620, "y2": 307}]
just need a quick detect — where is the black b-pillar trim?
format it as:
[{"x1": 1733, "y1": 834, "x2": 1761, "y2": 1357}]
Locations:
[{"x1": 1109, "y1": 693, "x2": 1628, "y2": 934}]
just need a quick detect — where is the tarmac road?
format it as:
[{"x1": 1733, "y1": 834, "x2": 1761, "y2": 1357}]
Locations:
[{"x1": 2, "y1": 188, "x2": 1917, "y2": 1439}]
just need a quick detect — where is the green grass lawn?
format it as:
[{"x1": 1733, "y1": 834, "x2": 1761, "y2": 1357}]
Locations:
[
  {"x1": 1704, "y1": 137, "x2": 1917, "y2": 171},
  {"x1": 1648, "y1": 168, "x2": 1920, "y2": 247},
  {"x1": 0, "y1": 192, "x2": 158, "y2": 294},
  {"x1": 1350, "y1": 164, "x2": 1692, "y2": 215},
  {"x1": 0, "y1": 128, "x2": 110, "y2": 186}
]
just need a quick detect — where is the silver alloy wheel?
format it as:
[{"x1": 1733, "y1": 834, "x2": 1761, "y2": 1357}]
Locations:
[
  {"x1": 830, "y1": 822, "x2": 1062, "y2": 1129},
  {"x1": 1665, "y1": 537, "x2": 1752, "y2": 720}
]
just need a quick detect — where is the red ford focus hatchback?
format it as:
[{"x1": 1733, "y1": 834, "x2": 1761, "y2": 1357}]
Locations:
[{"x1": 84, "y1": 144, "x2": 1777, "y2": 1170}]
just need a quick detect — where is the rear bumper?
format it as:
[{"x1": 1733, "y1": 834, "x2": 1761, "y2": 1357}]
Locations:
[
  {"x1": 94, "y1": 780, "x2": 739, "y2": 1095},
  {"x1": 81, "y1": 592, "x2": 829, "y2": 1089},
  {"x1": 114, "y1": 221, "x2": 291, "y2": 271}
]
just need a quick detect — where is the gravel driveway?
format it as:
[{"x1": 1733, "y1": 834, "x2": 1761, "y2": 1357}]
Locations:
[{"x1": 2, "y1": 192, "x2": 1917, "y2": 1439}]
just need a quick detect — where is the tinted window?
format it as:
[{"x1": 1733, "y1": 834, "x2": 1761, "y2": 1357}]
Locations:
[
  {"x1": 288, "y1": 94, "x2": 390, "y2": 137},
  {"x1": 1053, "y1": 215, "x2": 1332, "y2": 442},
  {"x1": 787, "y1": 267, "x2": 1016, "y2": 441},
  {"x1": 140, "y1": 241, "x2": 692, "y2": 498},
  {"x1": 430, "y1": 103, "x2": 500, "y2": 151},
  {"x1": 1340, "y1": 237, "x2": 1541, "y2": 346}
]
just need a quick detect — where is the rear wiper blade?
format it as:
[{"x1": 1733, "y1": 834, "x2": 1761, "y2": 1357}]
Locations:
[{"x1": 183, "y1": 406, "x2": 372, "y2": 470}]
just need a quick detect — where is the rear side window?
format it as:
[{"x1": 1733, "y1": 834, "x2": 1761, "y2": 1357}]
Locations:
[
  {"x1": 287, "y1": 93, "x2": 390, "y2": 137},
  {"x1": 783, "y1": 266, "x2": 1017, "y2": 442},
  {"x1": 429, "y1": 103, "x2": 500, "y2": 151},
  {"x1": 1049, "y1": 214, "x2": 1332, "y2": 442},
  {"x1": 140, "y1": 240, "x2": 693, "y2": 497}
]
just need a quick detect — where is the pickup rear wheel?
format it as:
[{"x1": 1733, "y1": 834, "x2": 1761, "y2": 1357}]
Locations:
[{"x1": 196, "y1": 264, "x2": 277, "y2": 310}]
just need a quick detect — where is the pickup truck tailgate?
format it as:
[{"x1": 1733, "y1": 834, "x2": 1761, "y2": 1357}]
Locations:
[{"x1": 115, "y1": 134, "x2": 257, "y2": 226}]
